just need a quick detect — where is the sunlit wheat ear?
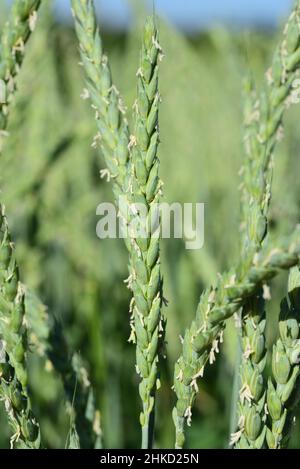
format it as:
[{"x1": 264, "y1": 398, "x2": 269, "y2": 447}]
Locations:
[
  {"x1": 241, "y1": 1, "x2": 300, "y2": 265},
  {"x1": 72, "y1": 0, "x2": 165, "y2": 449},
  {"x1": 173, "y1": 0, "x2": 300, "y2": 448},
  {"x1": 128, "y1": 16, "x2": 165, "y2": 449},
  {"x1": 235, "y1": 1, "x2": 300, "y2": 449},
  {"x1": 71, "y1": 0, "x2": 131, "y2": 197},
  {"x1": 173, "y1": 230, "x2": 300, "y2": 448},
  {"x1": 72, "y1": 0, "x2": 134, "y2": 261}
]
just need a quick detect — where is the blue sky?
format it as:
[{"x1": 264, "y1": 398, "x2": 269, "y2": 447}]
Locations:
[{"x1": 56, "y1": 0, "x2": 294, "y2": 31}]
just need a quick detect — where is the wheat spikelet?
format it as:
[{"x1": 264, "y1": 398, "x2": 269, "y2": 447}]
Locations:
[{"x1": 266, "y1": 267, "x2": 300, "y2": 448}]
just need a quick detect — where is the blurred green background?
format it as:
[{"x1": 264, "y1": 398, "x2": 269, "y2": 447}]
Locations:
[{"x1": 0, "y1": 0, "x2": 300, "y2": 449}]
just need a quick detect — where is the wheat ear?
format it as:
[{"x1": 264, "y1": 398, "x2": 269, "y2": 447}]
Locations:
[
  {"x1": 0, "y1": 0, "x2": 41, "y2": 146},
  {"x1": 128, "y1": 17, "x2": 164, "y2": 449},
  {"x1": 234, "y1": 2, "x2": 300, "y2": 448},
  {"x1": 71, "y1": 0, "x2": 130, "y2": 197},
  {"x1": 173, "y1": 230, "x2": 300, "y2": 448},
  {"x1": 0, "y1": 209, "x2": 40, "y2": 448},
  {"x1": 266, "y1": 267, "x2": 300, "y2": 448},
  {"x1": 173, "y1": 0, "x2": 300, "y2": 448},
  {"x1": 72, "y1": 1, "x2": 165, "y2": 448},
  {"x1": 0, "y1": 0, "x2": 42, "y2": 448},
  {"x1": 232, "y1": 294, "x2": 267, "y2": 448},
  {"x1": 240, "y1": 1, "x2": 300, "y2": 267}
]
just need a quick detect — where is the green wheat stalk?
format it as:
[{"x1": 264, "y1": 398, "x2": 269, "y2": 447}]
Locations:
[
  {"x1": 173, "y1": 0, "x2": 300, "y2": 448},
  {"x1": 240, "y1": 3, "x2": 300, "y2": 252},
  {"x1": 71, "y1": 0, "x2": 130, "y2": 199},
  {"x1": 0, "y1": 0, "x2": 41, "y2": 146},
  {"x1": 266, "y1": 267, "x2": 300, "y2": 448},
  {"x1": 172, "y1": 229, "x2": 300, "y2": 448},
  {"x1": 127, "y1": 16, "x2": 164, "y2": 449},
  {"x1": 233, "y1": 2, "x2": 300, "y2": 448},
  {"x1": 0, "y1": 0, "x2": 42, "y2": 448},
  {"x1": 21, "y1": 286, "x2": 102, "y2": 448},
  {"x1": 230, "y1": 75, "x2": 268, "y2": 449},
  {"x1": 72, "y1": 0, "x2": 165, "y2": 448},
  {"x1": 0, "y1": 209, "x2": 40, "y2": 448},
  {"x1": 238, "y1": 0, "x2": 300, "y2": 282}
]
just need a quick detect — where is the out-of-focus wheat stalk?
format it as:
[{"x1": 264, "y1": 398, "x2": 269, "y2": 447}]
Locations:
[{"x1": 0, "y1": 0, "x2": 41, "y2": 448}]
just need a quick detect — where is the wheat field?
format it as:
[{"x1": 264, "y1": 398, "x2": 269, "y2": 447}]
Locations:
[{"x1": 0, "y1": 0, "x2": 300, "y2": 450}]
